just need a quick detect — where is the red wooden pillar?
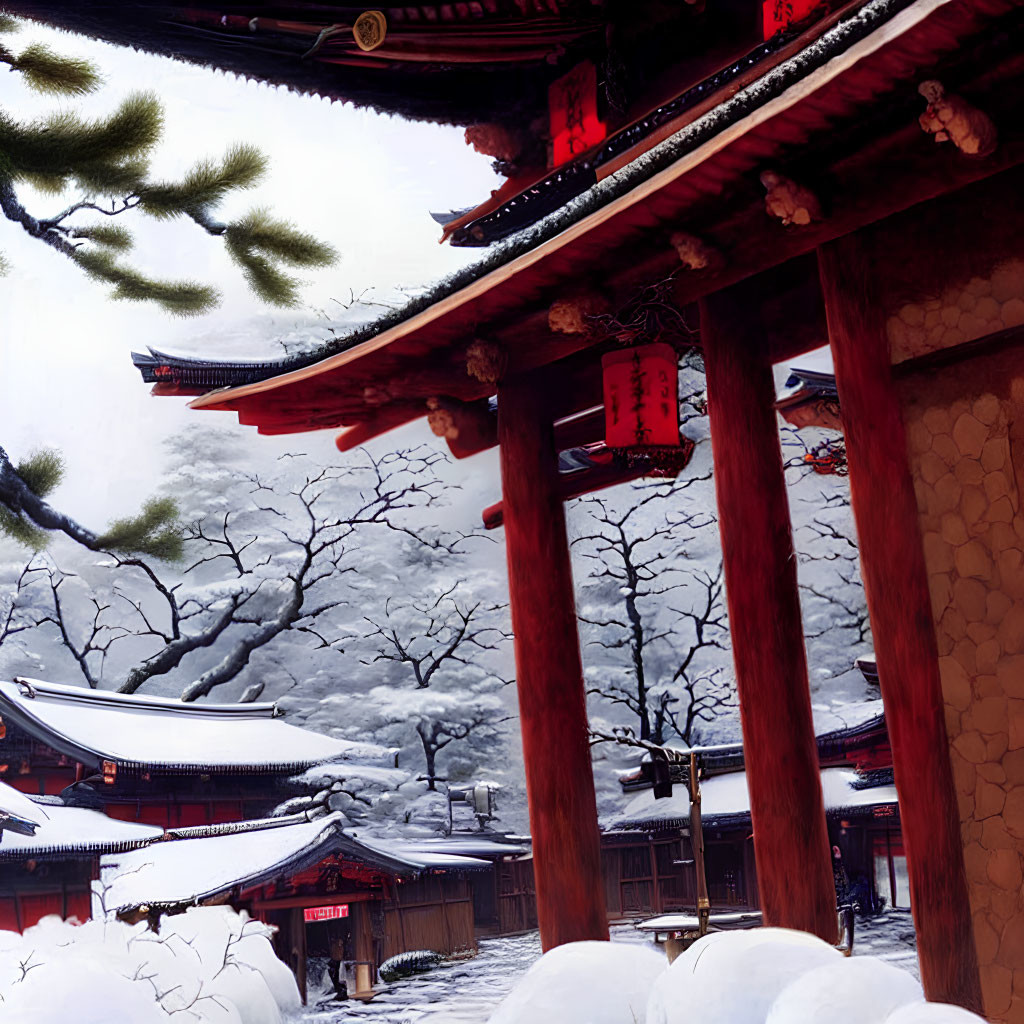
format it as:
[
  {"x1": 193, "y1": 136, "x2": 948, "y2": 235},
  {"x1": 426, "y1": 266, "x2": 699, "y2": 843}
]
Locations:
[
  {"x1": 818, "y1": 235, "x2": 982, "y2": 1011},
  {"x1": 700, "y1": 290, "x2": 838, "y2": 943},
  {"x1": 497, "y1": 373, "x2": 609, "y2": 950}
]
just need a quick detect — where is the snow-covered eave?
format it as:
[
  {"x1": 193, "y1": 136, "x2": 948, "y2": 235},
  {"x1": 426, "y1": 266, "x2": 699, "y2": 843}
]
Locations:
[
  {"x1": 606, "y1": 812, "x2": 752, "y2": 834},
  {"x1": 0, "y1": 682, "x2": 375, "y2": 775},
  {"x1": 605, "y1": 799, "x2": 898, "y2": 833},
  {"x1": 0, "y1": 835, "x2": 157, "y2": 860},
  {"x1": 106, "y1": 824, "x2": 346, "y2": 914},
  {"x1": 103, "y1": 823, "x2": 481, "y2": 914}
]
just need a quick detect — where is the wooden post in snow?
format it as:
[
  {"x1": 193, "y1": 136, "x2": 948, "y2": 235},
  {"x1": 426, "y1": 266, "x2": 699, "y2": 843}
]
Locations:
[
  {"x1": 818, "y1": 235, "x2": 982, "y2": 1012},
  {"x1": 497, "y1": 373, "x2": 609, "y2": 950},
  {"x1": 700, "y1": 289, "x2": 838, "y2": 943}
]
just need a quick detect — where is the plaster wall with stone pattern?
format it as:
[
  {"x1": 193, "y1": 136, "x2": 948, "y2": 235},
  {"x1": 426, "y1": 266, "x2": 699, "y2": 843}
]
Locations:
[{"x1": 901, "y1": 337, "x2": 1024, "y2": 1023}]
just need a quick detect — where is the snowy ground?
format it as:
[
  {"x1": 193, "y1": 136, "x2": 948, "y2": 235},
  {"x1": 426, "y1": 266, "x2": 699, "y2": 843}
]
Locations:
[{"x1": 298, "y1": 912, "x2": 919, "y2": 1023}]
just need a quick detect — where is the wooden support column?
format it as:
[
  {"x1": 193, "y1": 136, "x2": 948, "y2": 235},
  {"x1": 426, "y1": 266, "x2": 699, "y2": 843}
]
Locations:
[
  {"x1": 700, "y1": 289, "x2": 838, "y2": 943},
  {"x1": 818, "y1": 235, "x2": 982, "y2": 1012},
  {"x1": 497, "y1": 373, "x2": 609, "y2": 950}
]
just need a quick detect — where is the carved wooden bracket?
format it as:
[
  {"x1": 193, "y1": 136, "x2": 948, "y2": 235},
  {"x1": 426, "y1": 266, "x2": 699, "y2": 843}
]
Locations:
[
  {"x1": 548, "y1": 291, "x2": 610, "y2": 335},
  {"x1": 670, "y1": 231, "x2": 724, "y2": 271},
  {"x1": 918, "y1": 80, "x2": 997, "y2": 158},
  {"x1": 760, "y1": 170, "x2": 822, "y2": 227},
  {"x1": 426, "y1": 396, "x2": 459, "y2": 440},
  {"x1": 465, "y1": 339, "x2": 508, "y2": 386}
]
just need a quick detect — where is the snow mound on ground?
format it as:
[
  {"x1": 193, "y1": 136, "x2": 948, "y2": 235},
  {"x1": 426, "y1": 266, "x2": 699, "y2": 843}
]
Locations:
[
  {"x1": 884, "y1": 1004, "x2": 988, "y2": 1023},
  {"x1": 766, "y1": 956, "x2": 923, "y2": 1024},
  {"x1": 647, "y1": 927, "x2": 841, "y2": 1024},
  {"x1": 486, "y1": 940, "x2": 665, "y2": 1024},
  {"x1": 0, "y1": 906, "x2": 299, "y2": 1024}
]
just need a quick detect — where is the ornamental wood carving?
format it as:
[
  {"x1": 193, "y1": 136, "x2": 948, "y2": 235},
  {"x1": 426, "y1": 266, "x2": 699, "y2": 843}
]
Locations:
[
  {"x1": 760, "y1": 170, "x2": 822, "y2": 227},
  {"x1": 918, "y1": 81, "x2": 997, "y2": 159},
  {"x1": 352, "y1": 11, "x2": 387, "y2": 52},
  {"x1": 465, "y1": 339, "x2": 508, "y2": 385},
  {"x1": 426, "y1": 397, "x2": 458, "y2": 440},
  {"x1": 548, "y1": 292, "x2": 609, "y2": 335},
  {"x1": 670, "y1": 231, "x2": 724, "y2": 272}
]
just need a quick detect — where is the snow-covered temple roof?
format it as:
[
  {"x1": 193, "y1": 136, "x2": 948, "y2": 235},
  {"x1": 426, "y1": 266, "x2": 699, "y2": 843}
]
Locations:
[
  {"x1": 0, "y1": 678, "x2": 394, "y2": 774},
  {"x1": 100, "y1": 815, "x2": 491, "y2": 913},
  {"x1": 0, "y1": 780, "x2": 46, "y2": 839},
  {"x1": 606, "y1": 767, "x2": 899, "y2": 832},
  {"x1": 0, "y1": 801, "x2": 162, "y2": 859}
]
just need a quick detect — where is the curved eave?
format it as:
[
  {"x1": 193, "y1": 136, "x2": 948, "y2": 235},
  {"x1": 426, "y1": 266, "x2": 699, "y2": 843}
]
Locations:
[
  {"x1": 0, "y1": 698, "x2": 354, "y2": 776},
  {"x1": 0, "y1": 836, "x2": 157, "y2": 861},
  {"x1": 189, "y1": 0, "x2": 1024, "y2": 440},
  {"x1": 2, "y1": 2, "x2": 594, "y2": 126}
]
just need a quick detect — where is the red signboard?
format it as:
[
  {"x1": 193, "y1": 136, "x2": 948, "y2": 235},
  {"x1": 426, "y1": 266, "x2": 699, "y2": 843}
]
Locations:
[
  {"x1": 303, "y1": 904, "x2": 349, "y2": 923},
  {"x1": 549, "y1": 61, "x2": 606, "y2": 167},
  {"x1": 762, "y1": 0, "x2": 821, "y2": 38}
]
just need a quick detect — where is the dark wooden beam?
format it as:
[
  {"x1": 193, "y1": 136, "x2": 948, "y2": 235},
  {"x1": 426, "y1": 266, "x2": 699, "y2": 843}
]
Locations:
[
  {"x1": 482, "y1": 458, "x2": 650, "y2": 529},
  {"x1": 818, "y1": 234, "x2": 983, "y2": 1012},
  {"x1": 700, "y1": 286, "x2": 838, "y2": 944},
  {"x1": 497, "y1": 372, "x2": 608, "y2": 950}
]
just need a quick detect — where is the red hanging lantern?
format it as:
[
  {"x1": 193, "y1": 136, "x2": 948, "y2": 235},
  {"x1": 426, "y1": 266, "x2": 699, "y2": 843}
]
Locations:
[{"x1": 602, "y1": 342, "x2": 691, "y2": 476}]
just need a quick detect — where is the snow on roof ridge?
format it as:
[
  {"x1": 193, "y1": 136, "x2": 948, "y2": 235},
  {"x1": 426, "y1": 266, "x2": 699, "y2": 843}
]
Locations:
[
  {"x1": 7, "y1": 677, "x2": 280, "y2": 719},
  {"x1": 162, "y1": 812, "x2": 317, "y2": 840},
  {"x1": 0, "y1": 678, "x2": 387, "y2": 773}
]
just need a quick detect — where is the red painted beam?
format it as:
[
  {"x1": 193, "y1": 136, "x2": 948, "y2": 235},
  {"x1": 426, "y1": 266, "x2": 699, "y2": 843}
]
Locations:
[
  {"x1": 818, "y1": 236, "x2": 982, "y2": 1012},
  {"x1": 497, "y1": 374, "x2": 608, "y2": 950},
  {"x1": 700, "y1": 288, "x2": 837, "y2": 944},
  {"x1": 483, "y1": 458, "x2": 650, "y2": 529}
]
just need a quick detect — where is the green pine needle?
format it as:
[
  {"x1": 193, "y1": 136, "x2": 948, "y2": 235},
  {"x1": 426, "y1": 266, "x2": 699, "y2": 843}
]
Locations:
[
  {"x1": 73, "y1": 223, "x2": 133, "y2": 251},
  {"x1": 0, "y1": 92, "x2": 162, "y2": 181},
  {"x1": 73, "y1": 249, "x2": 219, "y2": 316},
  {"x1": 11, "y1": 44, "x2": 101, "y2": 96},
  {"x1": 0, "y1": 14, "x2": 20, "y2": 34},
  {"x1": 16, "y1": 448, "x2": 65, "y2": 498},
  {"x1": 140, "y1": 142, "x2": 268, "y2": 219},
  {"x1": 72, "y1": 157, "x2": 148, "y2": 196},
  {"x1": 0, "y1": 507, "x2": 48, "y2": 550},
  {"x1": 225, "y1": 241, "x2": 301, "y2": 307},
  {"x1": 20, "y1": 170, "x2": 69, "y2": 195},
  {"x1": 0, "y1": 250, "x2": 7, "y2": 276},
  {"x1": 226, "y1": 207, "x2": 337, "y2": 267},
  {"x1": 97, "y1": 496, "x2": 183, "y2": 560}
]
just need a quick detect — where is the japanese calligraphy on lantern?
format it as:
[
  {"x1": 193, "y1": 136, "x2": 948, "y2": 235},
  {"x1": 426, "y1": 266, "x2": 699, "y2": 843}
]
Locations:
[
  {"x1": 549, "y1": 61, "x2": 606, "y2": 167},
  {"x1": 303, "y1": 903, "x2": 349, "y2": 922},
  {"x1": 762, "y1": 0, "x2": 821, "y2": 39},
  {"x1": 602, "y1": 343, "x2": 680, "y2": 450}
]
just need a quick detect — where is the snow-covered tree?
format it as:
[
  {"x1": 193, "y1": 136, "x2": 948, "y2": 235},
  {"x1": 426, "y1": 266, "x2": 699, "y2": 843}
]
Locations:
[
  {"x1": 575, "y1": 484, "x2": 734, "y2": 747},
  {"x1": 368, "y1": 685, "x2": 506, "y2": 792},
  {"x1": 0, "y1": 433, "x2": 455, "y2": 701},
  {"x1": 359, "y1": 585, "x2": 512, "y2": 789}
]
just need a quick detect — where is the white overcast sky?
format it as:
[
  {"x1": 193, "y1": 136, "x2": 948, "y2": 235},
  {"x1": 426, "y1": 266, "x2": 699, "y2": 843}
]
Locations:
[{"x1": 1, "y1": 20, "x2": 502, "y2": 526}]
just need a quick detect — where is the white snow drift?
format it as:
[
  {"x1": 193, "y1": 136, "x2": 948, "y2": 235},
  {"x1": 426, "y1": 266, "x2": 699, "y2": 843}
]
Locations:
[
  {"x1": 487, "y1": 927, "x2": 986, "y2": 1024},
  {"x1": 487, "y1": 940, "x2": 666, "y2": 1024},
  {"x1": 0, "y1": 905, "x2": 299, "y2": 1024}
]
